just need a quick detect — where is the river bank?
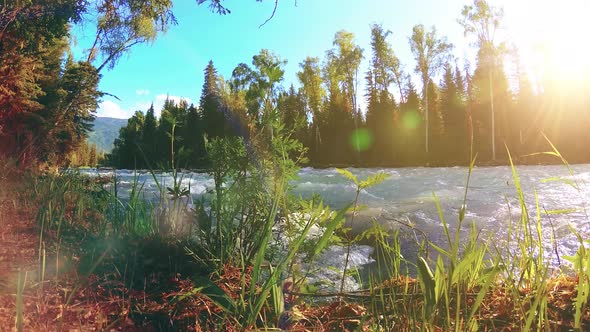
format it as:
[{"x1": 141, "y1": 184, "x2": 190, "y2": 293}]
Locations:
[{"x1": 2, "y1": 164, "x2": 590, "y2": 330}]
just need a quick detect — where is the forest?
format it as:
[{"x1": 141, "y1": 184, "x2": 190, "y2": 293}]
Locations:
[
  {"x1": 108, "y1": 17, "x2": 589, "y2": 168},
  {"x1": 3, "y1": 1, "x2": 590, "y2": 331},
  {"x1": 2, "y1": 1, "x2": 589, "y2": 170}
]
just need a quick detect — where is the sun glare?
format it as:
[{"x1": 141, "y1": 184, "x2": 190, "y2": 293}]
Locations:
[{"x1": 505, "y1": 0, "x2": 590, "y2": 86}]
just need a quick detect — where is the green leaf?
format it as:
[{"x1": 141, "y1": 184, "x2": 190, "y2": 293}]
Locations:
[
  {"x1": 562, "y1": 255, "x2": 576, "y2": 264},
  {"x1": 540, "y1": 176, "x2": 578, "y2": 189},
  {"x1": 359, "y1": 172, "x2": 389, "y2": 189},
  {"x1": 545, "y1": 208, "x2": 580, "y2": 215},
  {"x1": 459, "y1": 203, "x2": 466, "y2": 222},
  {"x1": 430, "y1": 242, "x2": 452, "y2": 259},
  {"x1": 179, "y1": 276, "x2": 235, "y2": 313},
  {"x1": 314, "y1": 204, "x2": 352, "y2": 256},
  {"x1": 417, "y1": 256, "x2": 436, "y2": 317},
  {"x1": 336, "y1": 168, "x2": 358, "y2": 185},
  {"x1": 434, "y1": 255, "x2": 446, "y2": 302}
]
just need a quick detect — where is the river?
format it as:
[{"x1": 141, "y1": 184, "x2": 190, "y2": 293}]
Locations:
[{"x1": 80, "y1": 164, "x2": 590, "y2": 289}]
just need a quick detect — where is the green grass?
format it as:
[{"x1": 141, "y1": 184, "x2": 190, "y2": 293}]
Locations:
[{"x1": 14, "y1": 136, "x2": 590, "y2": 331}]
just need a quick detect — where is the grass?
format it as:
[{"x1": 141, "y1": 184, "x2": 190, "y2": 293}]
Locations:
[{"x1": 3, "y1": 136, "x2": 590, "y2": 331}]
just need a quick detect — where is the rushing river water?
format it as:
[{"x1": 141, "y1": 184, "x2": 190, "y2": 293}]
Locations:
[{"x1": 80, "y1": 165, "x2": 590, "y2": 289}]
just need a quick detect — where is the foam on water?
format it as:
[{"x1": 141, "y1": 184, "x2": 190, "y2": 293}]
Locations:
[
  {"x1": 301, "y1": 245, "x2": 375, "y2": 292},
  {"x1": 83, "y1": 165, "x2": 590, "y2": 282}
]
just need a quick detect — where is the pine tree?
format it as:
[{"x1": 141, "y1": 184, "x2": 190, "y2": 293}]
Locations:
[
  {"x1": 322, "y1": 31, "x2": 363, "y2": 165},
  {"x1": 440, "y1": 64, "x2": 468, "y2": 161},
  {"x1": 201, "y1": 60, "x2": 226, "y2": 139},
  {"x1": 470, "y1": 48, "x2": 510, "y2": 161},
  {"x1": 426, "y1": 80, "x2": 444, "y2": 161},
  {"x1": 398, "y1": 80, "x2": 423, "y2": 164},
  {"x1": 279, "y1": 85, "x2": 308, "y2": 149},
  {"x1": 183, "y1": 103, "x2": 207, "y2": 168},
  {"x1": 365, "y1": 25, "x2": 401, "y2": 165},
  {"x1": 141, "y1": 103, "x2": 159, "y2": 165},
  {"x1": 111, "y1": 112, "x2": 145, "y2": 169}
]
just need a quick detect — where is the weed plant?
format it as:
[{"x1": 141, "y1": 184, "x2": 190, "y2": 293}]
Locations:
[{"x1": 22, "y1": 132, "x2": 590, "y2": 331}]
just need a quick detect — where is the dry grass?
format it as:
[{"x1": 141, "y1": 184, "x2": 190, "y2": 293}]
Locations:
[{"x1": 2, "y1": 165, "x2": 590, "y2": 331}]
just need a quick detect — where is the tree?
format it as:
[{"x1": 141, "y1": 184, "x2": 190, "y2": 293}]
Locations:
[
  {"x1": 278, "y1": 85, "x2": 308, "y2": 150},
  {"x1": 398, "y1": 80, "x2": 423, "y2": 164},
  {"x1": 459, "y1": 0, "x2": 505, "y2": 160},
  {"x1": 0, "y1": 0, "x2": 175, "y2": 167},
  {"x1": 201, "y1": 60, "x2": 226, "y2": 139},
  {"x1": 197, "y1": 0, "x2": 292, "y2": 25},
  {"x1": 183, "y1": 103, "x2": 207, "y2": 167},
  {"x1": 228, "y1": 50, "x2": 286, "y2": 142},
  {"x1": 141, "y1": 103, "x2": 159, "y2": 163},
  {"x1": 251, "y1": 49, "x2": 287, "y2": 132},
  {"x1": 327, "y1": 30, "x2": 363, "y2": 113},
  {"x1": 297, "y1": 57, "x2": 326, "y2": 160},
  {"x1": 44, "y1": 60, "x2": 102, "y2": 165},
  {"x1": 0, "y1": 0, "x2": 293, "y2": 168},
  {"x1": 409, "y1": 24, "x2": 452, "y2": 156},
  {"x1": 365, "y1": 25, "x2": 400, "y2": 164},
  {"x1": 440, "y1": 64, "x2": 468, "y2": 161},
  {"x1": 158, "y1": 98, "x2": 191, "y2": 167},
  {"x1": 0, "y1": 1, "x2": 84, "y2": 166},
  {"x1": 323, "y1": 31, "x2": 363, "y2": 164},
  {"x1": 469, "y1": 49, "x2": 510, "y2": 161},
  {"x1": 426, "y1": 80, "x2": 443, "y2": 160},
  {"x1": 89, "y1": 144, "x2": 98, "y2": 167},
  {"x1": 111, "y1": 111, "x2": 145, "y2": 168},
  {"x1": 85, "y1": 0, "x2": 176, "y2": 72}
]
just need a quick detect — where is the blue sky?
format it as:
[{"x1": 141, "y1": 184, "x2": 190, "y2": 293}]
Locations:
[{"x1": 73, "y1": 0, "x2": 589, "y2": 119}]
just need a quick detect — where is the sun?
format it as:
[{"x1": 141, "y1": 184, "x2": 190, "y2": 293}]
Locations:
[{"x1": 503, "y1": 0, "x2": 590, "y2": 86}]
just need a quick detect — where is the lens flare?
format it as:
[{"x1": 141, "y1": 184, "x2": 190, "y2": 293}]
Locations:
[
  {"x1": 402, "y1": 110, "x2": 421, "y2": 130},
  {"x1": 349, "y1": 128, "x2": 373, "y2": 152}
]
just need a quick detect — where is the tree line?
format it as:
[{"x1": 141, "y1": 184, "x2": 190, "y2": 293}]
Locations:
[
  {"x1": 109, "y1": 1, "x2": 590, "y2": 169},
  {"x1": 0, "y1": 0, "x2": 257, "y2": 169},
  {"x1": 2, "y1": 1, "x2": 589, "y2": 170},
  {"x1": 70, "y1": 141, "x2": 104, "y2": 168}
]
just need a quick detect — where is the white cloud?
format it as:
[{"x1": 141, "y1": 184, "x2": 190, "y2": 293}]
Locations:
[
  {"x1": 136, "y1": 89, "x2": 150, "y2": 96},
  {"x1": 96, "y1": 100, "x2": 132, "y2": 119},
  {"x1": 155, "y1": 94, "x2": 193, "y2": 106},
  {"x1": 152, "y1": 94, "x2": 194, "y2": 118},
  {"x1": 96, "y1": 94, "x2": 194, "y2": 120}
]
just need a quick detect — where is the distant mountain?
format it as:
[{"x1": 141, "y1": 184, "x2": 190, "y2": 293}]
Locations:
[{"x1": 87, "y1": 117, "x2": 128, "y2": 153}]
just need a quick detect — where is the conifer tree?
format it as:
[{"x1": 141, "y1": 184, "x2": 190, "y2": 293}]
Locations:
[
  {"x1": 470, "y1": 49, "x2": 510, "y2": 160},
  {"x1": 398, "y1": 80, "x2": 423, "y2": 164},
  {"x1": 279, "y1": 85, "x2": 307, "y2": 148},
  {"x1": 201, "y1": 60, "x2": 226, "y2": 138},
  {"x1": 365, "y1": 24, "x2": 400, "y2": 165},
  {"x1": 183, "y1": 103, "x2": 207, "y2": 168},
  {"x1": 440, "y1": 64, "x2": 468, "y2": 161},
  {"x1": 112, "y1": 111, "x2": 145, "y2": 169},
  {"x1": 426, "y1": 80, "x2": 444, "y2": 161},
  {"x1": 141, "y1": 104, "x2": 159, "y2": 164}
]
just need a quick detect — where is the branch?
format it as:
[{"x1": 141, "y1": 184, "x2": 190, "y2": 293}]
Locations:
[
  {"x1": 102, "y1": 91, "x2": 121, "y2": 101},
  {"x1": 95, "y1": 39, "x2": 142, "y2": 73},
  {"x1": 259, "y1": 0, "x2": 279, "y2": 28}
]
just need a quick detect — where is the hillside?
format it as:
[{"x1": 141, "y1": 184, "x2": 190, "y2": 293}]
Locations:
[{"x1": 87, "y1": 117, "x2": 128, "y2": 153}]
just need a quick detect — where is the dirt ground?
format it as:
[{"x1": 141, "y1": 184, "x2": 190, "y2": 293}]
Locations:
[{"x1": 0, "y1": 179, "x2": 122, "y2": 332}]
